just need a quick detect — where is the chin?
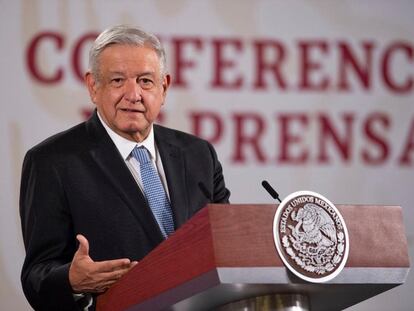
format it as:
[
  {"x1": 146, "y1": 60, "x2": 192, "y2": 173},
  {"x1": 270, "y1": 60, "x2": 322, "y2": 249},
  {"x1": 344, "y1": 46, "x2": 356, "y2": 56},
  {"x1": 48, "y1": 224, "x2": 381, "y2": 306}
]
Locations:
[{"x1": 122, "y1": 123, "x2": 150, "y2": 135}]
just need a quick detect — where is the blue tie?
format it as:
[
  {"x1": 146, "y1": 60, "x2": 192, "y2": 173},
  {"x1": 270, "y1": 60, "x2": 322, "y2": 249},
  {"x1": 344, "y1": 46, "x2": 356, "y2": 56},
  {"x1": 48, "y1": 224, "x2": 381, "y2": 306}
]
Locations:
[{"x1": 131, "y1": 146, "x2": 175, "y2": 238}]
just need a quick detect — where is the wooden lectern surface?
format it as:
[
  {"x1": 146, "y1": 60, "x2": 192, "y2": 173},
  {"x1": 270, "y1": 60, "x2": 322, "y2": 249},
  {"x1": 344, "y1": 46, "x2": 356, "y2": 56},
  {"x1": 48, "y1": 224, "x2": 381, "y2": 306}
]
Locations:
[
  {"x1": 97, "y1": 204, "x2": 410, "y2": 311},
  {"x1": 208, "y1": 204, "x2": 409, "y2": 268}
]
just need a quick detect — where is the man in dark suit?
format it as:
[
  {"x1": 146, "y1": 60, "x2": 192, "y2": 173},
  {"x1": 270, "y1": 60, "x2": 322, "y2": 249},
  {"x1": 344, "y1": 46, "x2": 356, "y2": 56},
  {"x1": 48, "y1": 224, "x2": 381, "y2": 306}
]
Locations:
[{"x1": 19, "y1": 25, "x2": 230, "y2": 310}]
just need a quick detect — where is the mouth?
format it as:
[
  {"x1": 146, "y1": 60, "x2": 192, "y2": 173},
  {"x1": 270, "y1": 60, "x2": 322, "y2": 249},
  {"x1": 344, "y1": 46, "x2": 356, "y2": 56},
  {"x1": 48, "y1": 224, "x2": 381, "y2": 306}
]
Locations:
[{"x1": 120, "y1": 108, "x2": 144, "y2": 113}]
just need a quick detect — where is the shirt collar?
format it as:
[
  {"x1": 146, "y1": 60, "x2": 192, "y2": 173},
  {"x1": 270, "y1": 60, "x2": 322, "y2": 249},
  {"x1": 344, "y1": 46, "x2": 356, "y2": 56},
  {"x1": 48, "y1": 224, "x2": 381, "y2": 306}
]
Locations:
[{"x1": 97, "y1": 111, "x2": 156, "y2": 161}]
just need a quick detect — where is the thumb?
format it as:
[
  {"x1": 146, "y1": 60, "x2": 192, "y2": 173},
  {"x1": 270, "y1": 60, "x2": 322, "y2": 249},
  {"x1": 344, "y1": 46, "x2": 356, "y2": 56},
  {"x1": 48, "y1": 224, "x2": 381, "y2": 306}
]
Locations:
[{"x1": 76, "y1": 234, "x2": 89, "y2": 257}]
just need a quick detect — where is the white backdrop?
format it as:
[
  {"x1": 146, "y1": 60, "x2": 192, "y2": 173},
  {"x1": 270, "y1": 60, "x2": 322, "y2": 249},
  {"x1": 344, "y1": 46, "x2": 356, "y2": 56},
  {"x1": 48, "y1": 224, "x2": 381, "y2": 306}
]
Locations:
[{"x1": 1, "y1": 1, "x2": 413, "y2": 310}]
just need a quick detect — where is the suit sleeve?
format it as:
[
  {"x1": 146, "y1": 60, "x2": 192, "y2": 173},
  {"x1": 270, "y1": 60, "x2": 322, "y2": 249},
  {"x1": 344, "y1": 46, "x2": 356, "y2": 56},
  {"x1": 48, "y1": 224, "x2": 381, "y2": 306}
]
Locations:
[
  {"x1": 19, "y1": 149, "x2": 80, "y2": 311},
  {"x1": 207, "y1": 142, "x2": 231, "y2": 203}
]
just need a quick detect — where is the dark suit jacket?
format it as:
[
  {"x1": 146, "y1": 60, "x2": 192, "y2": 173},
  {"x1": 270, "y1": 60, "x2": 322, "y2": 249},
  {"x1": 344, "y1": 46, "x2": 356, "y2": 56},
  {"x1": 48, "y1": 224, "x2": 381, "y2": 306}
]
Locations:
[{"x1": 19, "y1": 111, "x2": 230, "y2": 310}]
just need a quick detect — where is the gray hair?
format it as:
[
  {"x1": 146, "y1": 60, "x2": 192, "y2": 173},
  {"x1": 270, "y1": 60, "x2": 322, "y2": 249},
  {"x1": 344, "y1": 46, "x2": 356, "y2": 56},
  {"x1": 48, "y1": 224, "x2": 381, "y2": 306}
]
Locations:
[{"x1": 88, "y1": 25, "x2": 167, "y2": 80}]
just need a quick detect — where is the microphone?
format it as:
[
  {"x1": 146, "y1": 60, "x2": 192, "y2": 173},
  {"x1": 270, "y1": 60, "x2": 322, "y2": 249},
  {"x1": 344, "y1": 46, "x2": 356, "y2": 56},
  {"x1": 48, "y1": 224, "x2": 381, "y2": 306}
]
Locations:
[
  {"x1": 261, "y1": 180, "x2": 282, "y2": 203},
  {"x1": 198, "y1": 182, "x2": 212, "y2": 202}
]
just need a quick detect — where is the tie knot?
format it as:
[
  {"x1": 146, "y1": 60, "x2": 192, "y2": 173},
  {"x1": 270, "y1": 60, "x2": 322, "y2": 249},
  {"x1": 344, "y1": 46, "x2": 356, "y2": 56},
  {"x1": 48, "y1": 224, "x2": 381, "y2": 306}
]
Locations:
[{"x1": 132, "y1": 146, "x2": 151, "y2": 165}]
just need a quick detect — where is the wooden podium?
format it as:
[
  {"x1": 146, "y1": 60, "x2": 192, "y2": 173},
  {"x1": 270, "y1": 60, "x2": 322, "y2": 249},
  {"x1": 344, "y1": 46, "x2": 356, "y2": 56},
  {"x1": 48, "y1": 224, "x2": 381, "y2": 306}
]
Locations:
[{"x1": 97, "y1": 204, "x2": 410, "y2": 311}]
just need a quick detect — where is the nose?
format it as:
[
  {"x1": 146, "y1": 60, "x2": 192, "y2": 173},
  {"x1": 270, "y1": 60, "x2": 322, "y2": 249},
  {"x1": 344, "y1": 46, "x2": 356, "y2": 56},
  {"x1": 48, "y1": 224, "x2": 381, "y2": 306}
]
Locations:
[{"x1": 124, "y1": 80, "x2": 142, "y2": 103}]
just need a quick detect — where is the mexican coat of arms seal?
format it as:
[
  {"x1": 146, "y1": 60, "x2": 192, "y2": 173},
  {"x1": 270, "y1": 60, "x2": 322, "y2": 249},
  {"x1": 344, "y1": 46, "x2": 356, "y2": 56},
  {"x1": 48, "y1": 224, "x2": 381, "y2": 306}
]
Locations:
[{"x1": 273, "y1": 191, "x2": 350, "y2": 283}]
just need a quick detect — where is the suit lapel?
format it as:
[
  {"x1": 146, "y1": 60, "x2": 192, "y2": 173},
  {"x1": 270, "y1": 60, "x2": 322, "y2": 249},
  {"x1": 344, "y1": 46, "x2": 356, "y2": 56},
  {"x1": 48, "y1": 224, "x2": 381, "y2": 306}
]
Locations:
[
  {"x1": 155, "y1": 126, "x2": 189, "y2": 229},
  {"x1": 86, "y1": 113, "x2": 164, "y2": 245}
]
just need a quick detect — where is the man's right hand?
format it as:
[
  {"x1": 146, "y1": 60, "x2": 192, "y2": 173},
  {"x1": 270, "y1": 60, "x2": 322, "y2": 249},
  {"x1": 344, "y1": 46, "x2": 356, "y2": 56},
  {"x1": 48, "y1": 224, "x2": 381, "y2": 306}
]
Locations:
[{"x1": 69, "y1": 234, "x2": 138, "y2": 293}]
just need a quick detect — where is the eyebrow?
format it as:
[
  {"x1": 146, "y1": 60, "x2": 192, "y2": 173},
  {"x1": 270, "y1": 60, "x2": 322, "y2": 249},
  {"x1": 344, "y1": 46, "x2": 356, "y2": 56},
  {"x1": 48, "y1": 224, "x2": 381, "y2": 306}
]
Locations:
[{"x1": 137, "y1": 71, "x2": 156, "y2": 77}]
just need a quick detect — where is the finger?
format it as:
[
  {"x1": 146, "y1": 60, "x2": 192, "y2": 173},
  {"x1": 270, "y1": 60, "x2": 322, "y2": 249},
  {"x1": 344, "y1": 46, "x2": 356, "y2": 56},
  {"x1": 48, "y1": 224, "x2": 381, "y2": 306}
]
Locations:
[
  {"x1": 76, "y1": 234, "x2": 89, "y2": 257},
  {"x1": 127, "y1": 261, "x2": 138, "y2": 272},
  {"x1": 99, "y1": 266, "x2": 132, "y2": 282},
  {"x1": 83, "y1": 262, "x2": 139, "y2": 293},
  {"x1": 99, "y1": 261, "x2": 137, "y2": 280},
  {"x1": 84, "y1": 270, "x2": 127, "y2": 293},
  {"x1": 97, "y1": 262, "x2": 138, "y2": 282},
  {"x1": 93, "y1": 258, "x2": 132, "y2": 273}
]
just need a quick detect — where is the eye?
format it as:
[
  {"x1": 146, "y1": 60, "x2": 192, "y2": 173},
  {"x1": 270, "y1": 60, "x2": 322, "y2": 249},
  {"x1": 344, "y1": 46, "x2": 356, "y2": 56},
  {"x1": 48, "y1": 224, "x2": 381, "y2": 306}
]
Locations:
[
  {"x1": 139, "y1": 78, "x2": 154, "y2": 90},
  {"x1": 110, "y1": 78, "x2": 124, "y2": 87}
]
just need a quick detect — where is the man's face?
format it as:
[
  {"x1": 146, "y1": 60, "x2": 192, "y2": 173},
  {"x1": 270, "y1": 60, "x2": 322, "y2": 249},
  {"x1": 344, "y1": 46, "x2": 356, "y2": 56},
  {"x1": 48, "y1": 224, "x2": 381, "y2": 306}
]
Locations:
[{"x1": 86, "y1": 44, "x2": 170, "y2": 142}]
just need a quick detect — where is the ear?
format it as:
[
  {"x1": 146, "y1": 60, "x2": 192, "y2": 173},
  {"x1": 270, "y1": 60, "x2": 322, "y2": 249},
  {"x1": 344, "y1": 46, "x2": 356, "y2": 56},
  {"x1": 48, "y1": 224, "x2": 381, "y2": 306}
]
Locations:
[
  {"x1": 161, "y1": 74, "x2": 171, "y2": 97},
  {"x1": 85, "y1": 71, "x2": 98, "y2": 104}
]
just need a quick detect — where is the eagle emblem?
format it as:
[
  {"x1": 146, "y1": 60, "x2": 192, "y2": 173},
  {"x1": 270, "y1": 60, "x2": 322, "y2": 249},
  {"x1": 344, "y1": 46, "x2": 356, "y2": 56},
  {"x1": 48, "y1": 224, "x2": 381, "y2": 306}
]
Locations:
[{"x1": 273, "y1": 191, "x2": 349, "y2": 283}]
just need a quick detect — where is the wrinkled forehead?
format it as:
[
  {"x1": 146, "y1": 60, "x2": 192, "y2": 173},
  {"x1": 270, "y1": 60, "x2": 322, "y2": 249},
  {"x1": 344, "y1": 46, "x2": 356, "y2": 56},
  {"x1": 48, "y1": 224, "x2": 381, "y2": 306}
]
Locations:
[{"x1": 95, "y1": 44, "x2": 164, "y2": 79}]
